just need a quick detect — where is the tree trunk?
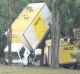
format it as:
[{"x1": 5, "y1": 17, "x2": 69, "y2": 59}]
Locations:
[
  {"x1": 51, "y1": 0, "x2": 60, "y2": 68},
  {"x1": 7, "y1": 0, "x2": 12, "y2": 65}
]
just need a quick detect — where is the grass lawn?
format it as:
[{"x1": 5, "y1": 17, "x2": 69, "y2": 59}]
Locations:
[{"x1": 0, "y1": 65, "x2": 80, "y2": 74}]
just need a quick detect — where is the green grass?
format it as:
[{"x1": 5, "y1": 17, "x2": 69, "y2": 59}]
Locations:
[{"x1": 0, "y1": 65, "x2": 80, "y2": 74}]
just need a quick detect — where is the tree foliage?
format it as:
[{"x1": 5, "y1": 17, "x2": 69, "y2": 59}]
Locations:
[
  {"x1": 53, "y1": 0, "x2": 80, "y2": 36},
  {"x1": 0, "y1": 0, "x2": 8, "y2": 32}
]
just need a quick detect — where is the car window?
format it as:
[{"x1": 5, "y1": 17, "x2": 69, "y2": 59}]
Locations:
[{"x1": 5, "y1": 52, "x2": 19, "y2": 59}]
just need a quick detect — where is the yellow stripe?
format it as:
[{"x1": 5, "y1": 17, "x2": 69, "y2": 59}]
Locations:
[
  {"x1": 32, "y1": 13, "x2": 47, "y2": 41},
  {"x1": 12, "y1": 34, "x2": 22, "y2": 42}
]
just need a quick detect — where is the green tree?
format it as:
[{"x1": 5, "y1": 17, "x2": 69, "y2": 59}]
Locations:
[
  {"x1": 55, "y1": 0, "x2": 80, "y2": 36},
  {"x1": 0, "y1": 0, "x2": 8, "y2": 32},
  {"x1": 0, "y1": 0, "x2": 8, "y2": 58}
]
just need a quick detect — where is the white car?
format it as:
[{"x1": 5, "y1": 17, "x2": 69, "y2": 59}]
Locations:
[{"x1": 4, "y1": 43, "x2": 30, "y2": 66}]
